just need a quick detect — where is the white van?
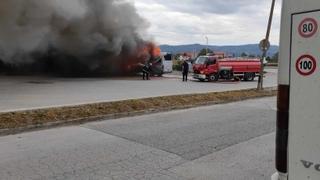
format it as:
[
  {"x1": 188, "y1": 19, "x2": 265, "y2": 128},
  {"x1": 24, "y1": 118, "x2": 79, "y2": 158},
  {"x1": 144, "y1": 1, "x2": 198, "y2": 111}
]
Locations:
[{"x1": 272, "y1": 0, "x2": 320, "y2": 179}]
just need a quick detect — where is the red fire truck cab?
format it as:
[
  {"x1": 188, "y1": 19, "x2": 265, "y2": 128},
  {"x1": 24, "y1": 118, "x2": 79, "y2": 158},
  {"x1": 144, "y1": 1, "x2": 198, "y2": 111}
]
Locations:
[{"x1": 193, "y1": 56, "x2": 261, "y2": 82}]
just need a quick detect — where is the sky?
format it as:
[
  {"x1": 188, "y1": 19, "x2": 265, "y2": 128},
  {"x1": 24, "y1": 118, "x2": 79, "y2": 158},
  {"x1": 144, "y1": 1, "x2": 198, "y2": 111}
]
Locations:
[{"x1": 133, "y1": 0, "x2": 282, "y2": 46}]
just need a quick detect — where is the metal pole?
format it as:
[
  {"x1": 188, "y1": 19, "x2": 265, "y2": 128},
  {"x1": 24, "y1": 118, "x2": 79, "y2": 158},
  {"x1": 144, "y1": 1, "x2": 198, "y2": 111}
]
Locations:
[
  {"x1": 205, "y1": 36, "x2": 209, "y2": 55},
  {"x1": 258, "y1": 0, "x2": 276, "y2": 90}
]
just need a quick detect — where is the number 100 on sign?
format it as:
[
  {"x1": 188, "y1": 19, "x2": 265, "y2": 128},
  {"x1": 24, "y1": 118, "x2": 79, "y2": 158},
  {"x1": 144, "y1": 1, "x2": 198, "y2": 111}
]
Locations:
[{"x1": 296, "y1": 55, "x2": 317, "y2": 76}]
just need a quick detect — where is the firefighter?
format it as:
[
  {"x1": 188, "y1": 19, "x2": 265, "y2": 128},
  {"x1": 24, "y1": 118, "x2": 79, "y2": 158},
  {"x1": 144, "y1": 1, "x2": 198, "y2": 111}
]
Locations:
[
  {"x1": 182, "y1": 60, "x2": 189, "y2": 82},
  {"x1": 142, "y1": 61, "x2": 150, "y2": 80}
]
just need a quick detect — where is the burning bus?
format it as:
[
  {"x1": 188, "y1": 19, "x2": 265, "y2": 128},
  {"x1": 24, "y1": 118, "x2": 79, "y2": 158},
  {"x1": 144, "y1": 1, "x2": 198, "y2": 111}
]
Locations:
[{"x1": 125, "y1": 43, "x2": 172, "y2": 77}]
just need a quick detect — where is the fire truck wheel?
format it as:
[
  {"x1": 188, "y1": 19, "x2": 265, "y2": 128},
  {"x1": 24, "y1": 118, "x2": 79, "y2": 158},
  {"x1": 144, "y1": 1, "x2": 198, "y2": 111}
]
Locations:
[
  {"x1": 244, "y1": 72, "x2": 255, "y2": 81},
  {"x1": 209, "y1": 74, "x2": 219, "y2": 82}
]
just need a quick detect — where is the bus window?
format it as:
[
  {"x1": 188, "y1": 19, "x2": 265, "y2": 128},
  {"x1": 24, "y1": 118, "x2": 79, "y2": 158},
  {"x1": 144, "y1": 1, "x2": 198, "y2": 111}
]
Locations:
[{"x1": 164, "y1": 54, "x2": 172, "y2": 61}]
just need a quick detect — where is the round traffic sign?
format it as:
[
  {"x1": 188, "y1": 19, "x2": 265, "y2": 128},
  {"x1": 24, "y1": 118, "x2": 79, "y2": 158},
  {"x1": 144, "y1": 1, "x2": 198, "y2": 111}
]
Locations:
[
  {"x1": 259, "y1": 39, "x2": 270, "y2": 52},
  {"x1": 298, "y1": 18, "x2": 318, "y2": 38},
  {"x1": 296, "y1": 54, "x2": 317, "y2": 76}
]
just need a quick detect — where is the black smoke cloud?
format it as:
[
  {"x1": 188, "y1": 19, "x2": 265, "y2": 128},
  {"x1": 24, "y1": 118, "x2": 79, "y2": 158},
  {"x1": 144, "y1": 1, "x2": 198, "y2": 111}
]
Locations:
[{"x1": 0, "y1": 0, "x2": 150, "y2": 76}]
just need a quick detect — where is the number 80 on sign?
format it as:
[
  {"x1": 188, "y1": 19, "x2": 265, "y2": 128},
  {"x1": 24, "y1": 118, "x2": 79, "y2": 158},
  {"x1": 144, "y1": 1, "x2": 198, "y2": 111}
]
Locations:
[{"x1": 298, "y1": 18, "x2": 318, "y2": 38}]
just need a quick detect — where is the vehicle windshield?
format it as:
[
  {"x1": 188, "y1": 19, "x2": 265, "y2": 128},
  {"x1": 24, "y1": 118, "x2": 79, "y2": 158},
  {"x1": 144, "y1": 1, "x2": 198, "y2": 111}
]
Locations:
[{"x1": 195, "y1": 57, "x2": 208, "y2": 65}]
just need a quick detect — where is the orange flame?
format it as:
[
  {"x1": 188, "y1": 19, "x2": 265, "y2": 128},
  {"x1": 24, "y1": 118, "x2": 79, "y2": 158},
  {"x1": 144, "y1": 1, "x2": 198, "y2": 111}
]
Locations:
[
  {"x1": 142, "y1": 42, "x2": 161, "y2": 57},
  {"x1": 120, "y1": 42, "x2": 162, "y2": 74},
  {"x1": 152, "y1": 45, "x2": 161, "y2": 57}
]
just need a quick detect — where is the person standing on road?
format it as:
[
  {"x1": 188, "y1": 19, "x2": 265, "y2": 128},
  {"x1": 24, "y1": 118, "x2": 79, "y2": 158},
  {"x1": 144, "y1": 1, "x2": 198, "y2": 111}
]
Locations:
[
  {"x1": 142, "y1": 62, "x2": 150, "y2": 80},
  {"x1": 182, "y1": 60, "x2": 189, "y2": 82}
]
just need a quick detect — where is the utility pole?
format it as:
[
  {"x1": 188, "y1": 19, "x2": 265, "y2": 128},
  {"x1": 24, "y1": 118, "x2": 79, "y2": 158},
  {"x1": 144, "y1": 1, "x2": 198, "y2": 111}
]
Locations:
[
  {"x1": 205, "y1": 36, "x2": 209, "y2": 55},
  {"x1": 258, "y1": 0, "x2": 276, "y2": 90}
]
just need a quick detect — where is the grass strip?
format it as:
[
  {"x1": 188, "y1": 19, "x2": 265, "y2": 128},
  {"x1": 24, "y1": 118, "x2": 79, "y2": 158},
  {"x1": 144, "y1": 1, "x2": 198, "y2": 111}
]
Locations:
[{"x1": 0, "y1": 87, "x2": 277, "y2": 134}]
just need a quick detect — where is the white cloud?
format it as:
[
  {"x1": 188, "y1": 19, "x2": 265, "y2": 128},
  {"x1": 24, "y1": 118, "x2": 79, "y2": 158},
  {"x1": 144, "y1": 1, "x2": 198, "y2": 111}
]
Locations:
[{"x1": 134, "y1": 0, "x2": 282, "y2": 45}]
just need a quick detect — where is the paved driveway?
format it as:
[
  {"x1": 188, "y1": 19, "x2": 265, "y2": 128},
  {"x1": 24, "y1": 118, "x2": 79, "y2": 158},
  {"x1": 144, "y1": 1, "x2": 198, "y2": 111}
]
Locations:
[{"x1": 0, "y1": 69, "x2": 277, "y2": 112}]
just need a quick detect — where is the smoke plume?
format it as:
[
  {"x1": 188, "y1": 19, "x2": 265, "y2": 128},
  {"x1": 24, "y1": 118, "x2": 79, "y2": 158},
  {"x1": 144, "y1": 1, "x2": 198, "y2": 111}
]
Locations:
[{"x1": 0, "y1": 0, "x2": 152, "y2": 76}]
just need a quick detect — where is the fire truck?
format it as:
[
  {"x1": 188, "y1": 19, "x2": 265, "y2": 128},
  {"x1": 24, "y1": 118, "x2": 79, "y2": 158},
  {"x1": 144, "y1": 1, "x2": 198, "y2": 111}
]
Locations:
[
  {"x1": 272, "y1": 0, "x2": 320, "y2": 179},
  {"x1": 192, "y1": 56, "x2": 261, "y2": 82}
]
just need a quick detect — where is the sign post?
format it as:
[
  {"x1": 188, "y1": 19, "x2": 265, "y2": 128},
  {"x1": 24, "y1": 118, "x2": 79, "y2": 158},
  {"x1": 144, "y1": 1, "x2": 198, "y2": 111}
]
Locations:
[{"x1": 257, "y1": 0, "x2": 276, "y2": 90}]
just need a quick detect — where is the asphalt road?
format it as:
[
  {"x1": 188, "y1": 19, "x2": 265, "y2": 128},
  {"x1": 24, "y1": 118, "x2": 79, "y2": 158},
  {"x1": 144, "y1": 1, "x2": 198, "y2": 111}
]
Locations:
[
  {"x1": 0, "y1": 97, "x2": 277, "y2": 180},
  {"x1": 0, "y1": 68, "x2": 277, "y2": 112}
]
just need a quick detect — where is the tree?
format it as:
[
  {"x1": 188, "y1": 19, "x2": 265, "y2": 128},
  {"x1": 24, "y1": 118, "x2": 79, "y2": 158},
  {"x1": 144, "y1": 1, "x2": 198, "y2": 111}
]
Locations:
[
  {"x1": 174, "y1": 53, "x2": 181, "y2": 60},
  {"x1": 240, "y1": 52, "x2": 248, "y2": 57},
  {"x1": 270, "y1": 52, "x2": 279, "y2": 63},
  {"x1": 198, "y1": 48, "x2": 213, "y2": 57},
  {"x1": 248, "y1": 54, "x2": 256, "y2": 58}
]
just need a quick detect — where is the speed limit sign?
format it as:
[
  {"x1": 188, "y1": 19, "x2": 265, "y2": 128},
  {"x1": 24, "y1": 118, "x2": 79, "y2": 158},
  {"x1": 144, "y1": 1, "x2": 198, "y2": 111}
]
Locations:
[
  {"x1": 298, "y1": 18, "x2": 318, "y2": 38},
  {"x1": 295, "y1": 54, "x2": 317, "y2": 76}
]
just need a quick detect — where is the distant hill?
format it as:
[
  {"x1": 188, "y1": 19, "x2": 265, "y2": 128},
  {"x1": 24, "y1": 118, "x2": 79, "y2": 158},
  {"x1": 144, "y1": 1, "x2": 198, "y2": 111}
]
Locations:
[{"x1": 160, "y1": 44, "x2": 279, "y2": 57}]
